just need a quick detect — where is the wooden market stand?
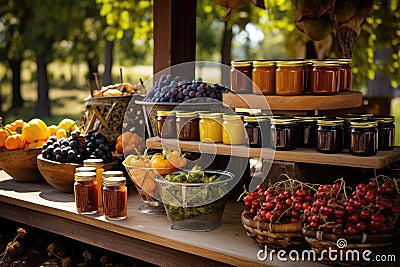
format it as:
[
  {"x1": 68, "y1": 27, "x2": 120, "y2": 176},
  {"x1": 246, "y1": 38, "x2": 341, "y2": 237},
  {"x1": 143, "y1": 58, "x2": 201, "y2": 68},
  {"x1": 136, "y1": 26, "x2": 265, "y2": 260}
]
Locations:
[{"x1": 1, "y1": 0, "x2": 400, "y2": 266}]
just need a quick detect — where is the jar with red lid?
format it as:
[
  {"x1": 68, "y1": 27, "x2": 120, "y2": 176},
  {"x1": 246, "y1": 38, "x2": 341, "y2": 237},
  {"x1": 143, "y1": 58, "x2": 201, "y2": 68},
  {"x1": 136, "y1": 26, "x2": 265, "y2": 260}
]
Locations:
[
  {"x1": 276, "y1": 61, "x2": 304, "y2": 96},
  {"x1": 231, "y1": 61, "x2": 252, "y2": 94},
  {"x1": 252, "y1": 61, "x2": 276, "y2": 95},
  {"x1": 339, "y1": 58, "x2": 352, "y2": 92},
  {"x1": 311, "y1": 60, "x2": 340, "y2": 95}
]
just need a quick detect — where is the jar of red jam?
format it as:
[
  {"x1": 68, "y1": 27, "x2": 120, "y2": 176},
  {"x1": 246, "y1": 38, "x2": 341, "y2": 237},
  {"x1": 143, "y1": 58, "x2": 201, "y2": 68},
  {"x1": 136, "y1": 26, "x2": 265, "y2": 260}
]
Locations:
[
  {"x1": 157, "y1": 110, "x2": 177, "y2": 139},
  {"x1": 231, "y1": 61, "x2": 252, "y2": 94},
  {"x1": 276, "y1": 61, "x2": 305, "y2": 96},
  {"x1": 252, "y1": 61, "x2": 276, "y2": 95},
  {"x1": 375, "y1": 116, "x2": 395, "y2": 151},
  {"x1": 317, "y1": 119, "x2": 344, "y2": 154},
  {"x1": 350, "y1": 121, "x2": 378, "y2": 156},
  {"x1": 103, "y1": 177, "x2": 128, "y2": 220},
  {"x1": 74, "y1": 172, "x2": 98, "y2": 214},
  {"x1": 294, "y1": 115, "x2": 326, "y2": 148},
  {"x1": 270, "y1": 118, "x2": 297, "y2": 150},
  {"x1": 311, "y1": 60, "x2": 340, "y2": 95},
  {"x1": 176, "y1": 112, "x2": 199, "y2": 141},
  {"x1": 339, "y1": 58, "x2": 352, "y2": 92}
]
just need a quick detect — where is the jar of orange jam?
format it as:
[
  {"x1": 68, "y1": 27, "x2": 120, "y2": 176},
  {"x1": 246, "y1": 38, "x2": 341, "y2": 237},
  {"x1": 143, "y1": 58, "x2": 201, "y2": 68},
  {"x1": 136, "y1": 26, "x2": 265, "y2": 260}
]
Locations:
[
  {"x1": 199, "y1": 113, "x2": 223, "y2": 143},
  {"x1": 311, "y1": 60, "x2": 340, "y2": 95},
  {"x1": 276, "y1": 60, "x2": 305, "y2": 96},
  {"x1": 103, "y1": 177, "x2": 128, "y2": 220},
  {"x1": 252, "y1": 61, "x2": 276, "y2": 95},
  {"x1": 83, "y1": 159, "x2": 104, "y2": 207}
]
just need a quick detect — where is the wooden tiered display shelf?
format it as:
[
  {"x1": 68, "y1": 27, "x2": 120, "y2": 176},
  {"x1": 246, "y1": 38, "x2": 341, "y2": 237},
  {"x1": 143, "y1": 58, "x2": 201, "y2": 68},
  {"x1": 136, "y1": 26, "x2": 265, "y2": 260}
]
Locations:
[
  {"x1": 146, "y1": 137, "x2": 400, "y2": 169},
  {"x1": 222, "y1": 92, "x2": 363, "y2": 110}
]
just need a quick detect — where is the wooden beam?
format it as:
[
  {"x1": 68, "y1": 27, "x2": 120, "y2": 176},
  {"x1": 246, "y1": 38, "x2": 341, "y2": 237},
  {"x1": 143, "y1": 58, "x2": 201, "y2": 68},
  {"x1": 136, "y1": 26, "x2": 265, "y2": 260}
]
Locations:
[{"x1": 153, "y1": 0, "x2": 196, "y2": 75}]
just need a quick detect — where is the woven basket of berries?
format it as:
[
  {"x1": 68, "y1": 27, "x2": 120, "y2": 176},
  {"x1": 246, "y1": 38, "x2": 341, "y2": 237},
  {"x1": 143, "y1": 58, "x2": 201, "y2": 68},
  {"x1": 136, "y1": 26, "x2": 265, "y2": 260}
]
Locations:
[
  {"x1": 240, "y1": 176, "x2": 316, "y2": 250},
  {"x1": 302, "y1": 177, "x2": 400, "y2": 266}
]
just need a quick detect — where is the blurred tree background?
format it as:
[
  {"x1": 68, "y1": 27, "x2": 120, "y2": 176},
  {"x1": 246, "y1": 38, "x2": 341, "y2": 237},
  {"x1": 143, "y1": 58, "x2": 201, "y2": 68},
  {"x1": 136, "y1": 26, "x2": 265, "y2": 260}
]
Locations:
[{"x1": 0, "y1": 0, "x2": 399, "y2": 123}]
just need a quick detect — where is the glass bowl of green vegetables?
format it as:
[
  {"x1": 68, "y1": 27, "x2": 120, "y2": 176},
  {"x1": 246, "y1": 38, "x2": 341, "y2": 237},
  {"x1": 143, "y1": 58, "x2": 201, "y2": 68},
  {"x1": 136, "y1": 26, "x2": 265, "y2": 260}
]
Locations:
[{"x1": 154, "y1": 167, "x2": 234, "y2": 231}]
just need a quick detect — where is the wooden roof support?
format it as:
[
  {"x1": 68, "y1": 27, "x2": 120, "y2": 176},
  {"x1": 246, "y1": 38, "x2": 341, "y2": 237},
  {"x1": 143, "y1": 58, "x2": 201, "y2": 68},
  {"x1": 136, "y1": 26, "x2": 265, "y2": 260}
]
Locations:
[{"x1": 153, "y1": 0, "x2": 196, "y2": 76}]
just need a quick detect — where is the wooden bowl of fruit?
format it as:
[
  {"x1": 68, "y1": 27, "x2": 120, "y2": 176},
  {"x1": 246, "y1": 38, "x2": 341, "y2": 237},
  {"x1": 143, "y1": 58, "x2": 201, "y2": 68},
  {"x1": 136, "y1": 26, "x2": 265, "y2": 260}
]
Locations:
[
  {"x1": 0, "y1": 148, "x2": 43, "y2": 182},
  {"x1": 37, "y1": 131, "x2": 118, "y2": 193}
]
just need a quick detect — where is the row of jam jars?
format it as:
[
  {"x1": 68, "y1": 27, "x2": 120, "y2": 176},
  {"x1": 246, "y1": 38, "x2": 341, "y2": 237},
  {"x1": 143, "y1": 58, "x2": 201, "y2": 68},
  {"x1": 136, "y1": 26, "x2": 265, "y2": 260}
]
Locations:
[{"x1": 74, "y1": 169, "x2": 127, "y2": 220}]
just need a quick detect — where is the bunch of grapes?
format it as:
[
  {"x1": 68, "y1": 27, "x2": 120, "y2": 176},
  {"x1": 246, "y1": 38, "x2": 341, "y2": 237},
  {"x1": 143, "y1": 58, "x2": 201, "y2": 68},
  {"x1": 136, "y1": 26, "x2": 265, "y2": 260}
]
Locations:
[
  {"x1": 242, "y1": 179, "x2": 316, "y2": 224},
  {"x1": 42, "y1": 130, "x2": 113, "y2": 164},
  {"x1": 303, "y1": 177, "x2": 400, "y2": 235},
  {"x1": 143, "y1": 75, "x2": 228, "y2": 103}
]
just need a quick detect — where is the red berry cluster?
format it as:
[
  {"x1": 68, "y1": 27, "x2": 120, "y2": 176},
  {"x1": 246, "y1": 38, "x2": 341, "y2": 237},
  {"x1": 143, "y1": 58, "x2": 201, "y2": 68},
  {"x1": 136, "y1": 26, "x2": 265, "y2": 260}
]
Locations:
[
  {"x1": 243, "y1": 176, "x2": 400, "y2": 236},
  {"x1": 302, "y1": 177, "x2": 400, "y2": 235},
  {"x1": 243, "y1": 182, "x2": 316, "y2": 224}
]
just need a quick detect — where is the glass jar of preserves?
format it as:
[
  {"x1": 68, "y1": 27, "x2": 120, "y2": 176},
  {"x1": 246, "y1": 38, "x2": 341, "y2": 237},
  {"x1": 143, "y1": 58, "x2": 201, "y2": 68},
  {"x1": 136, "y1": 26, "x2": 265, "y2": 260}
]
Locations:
[
  {"x1": 74, "y1": 172, "x2": 98, "y2": 214},
  {"x1": 244, "y1": 116, "x2": 267, "y2": 148},
  {"x1": 157, "y1": 110, "x2": 176, "y2": 139},
  {"x1": 83, "y1": 159, "x2": 104, "y2": 207},
  {"x1": 276, "y1": 61, "x2": 305, "y2": 96},
  {"x1": 311, "y1": 60, "x2": 340, "y2": 95},
  {"x1": 199, "y1": 113, "x2": 223, "y2": 143},
  {"x1": 252, "y1": 61, "x2": 276, "y2": 95},
  {"x1": 294, "y1": 115, "x2": 326, "y2": 148},
  {"x1": 257, "y1": 115, "x2": 283, "y2": 148},
  {"x1": 270, "y1": 119, "x2": 297, "y2": 150},
  {"x1": 350, "y1": 121, "x2": 378, "y2": 156},
  {"x1": 103, "y1": 177, "x2": 128, "y2": 220},
  {"x1": 339, "y1": 58, "x2": 352, "y2": 92},
  {"x1": 317, "y1": 119, "x2": 344, "y2": 154},
  {"x1": 376, "y1": 116, "x2": 395, "y2": 151},
  {"x1": 222, "y1": 114, "x2": 244, "y2": 145},
  {"x1": 231, "y1": 61, "x2": 253, "y2": 94},
  {"x1": 303, "y1": 60, "x2": 313, "y2": 93},
  {"x1": 336, "y1": 115, "x2": 363, "y2": 149},
  {"x1": 176, "y1": 112, "x2": 199, "y2": 141}
]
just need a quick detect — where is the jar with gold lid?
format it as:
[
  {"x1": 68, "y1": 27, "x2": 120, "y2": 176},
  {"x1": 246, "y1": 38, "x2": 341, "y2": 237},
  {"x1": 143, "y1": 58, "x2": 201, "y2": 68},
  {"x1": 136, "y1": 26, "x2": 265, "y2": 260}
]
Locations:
[
  {"x1": 336, "y1": 115, "x2": 363, "y2": 149},
  {"x1": 231, "y1": 61, "x2": 253, "y2": 94},
  {"x1": 176, "y1": 112, "x2": 199, "y2": 141},
  {"x1": 276, "y1": 61, "x2": 305, "y2": 96},
  {"x1": 375, "y1": 116, "x2": 395, "y2": 151},
  {"x1": 103, "y1": 170, "x2": 124, "y2": 179},
  {"x1": 83, "y1": 159, "x2": 104, "y2": 207},
  {"x1": 75, "y1": 166, "x2": 97, "y2": 173},
  {"x1": 244, "y1": 116, "x2": 267, "y2": 148},
  {"x1": 350, "y1": 121, "x2": 378, "y2": 156},
  {"x1": 339, "y1": 58, "x2": 352, "y2": 92},
  {"x1": 199, "y1": 112, "x2": 223, "y2": 143},
  {"x1": 222, "y1": 114, "x2": 244, "y2": 145},
  {"x1": 74, "y1": 172, "x2": 98, "y2": 214},
  {"x1": 270, "y1": 118, "x2": 297, "y2": 150},
  {"x1": 157, "y1": 110, "x2": 176, "y2": 139},
  {"x1": 311, "y1": 60, "x2": 340, "y2": 95},
  {"x1": 294, "y1": 115, "x2": 326, "y2": 148},
  {"x1": 252, "y1": 61, "x2": 276, "y2": 95},
  {"x1": 317, "y1": 119, "x2": 344, "y2": 154},
  {"x1": 103, "y1": 177, "x2": 128, "y2": 220}
]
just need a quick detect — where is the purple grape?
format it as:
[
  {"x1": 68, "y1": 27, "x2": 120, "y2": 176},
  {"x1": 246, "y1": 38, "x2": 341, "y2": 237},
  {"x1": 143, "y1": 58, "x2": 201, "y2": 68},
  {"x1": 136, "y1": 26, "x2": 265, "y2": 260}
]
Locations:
[
  {"x1": 167, "y1": 91, "x2": 174, "y2": 98},
  {"x1": 197, "y1": 86, "x2": 204, "y2": 93},
  {"x1": 169, "y1": 98, "x2": 176, "y2": 103},
  {"x1": 177, "y1": 92, "x2": 183, "y2": 99},
  {"x1": 183, "y1": 89, "x2": 189, "y2": 96},
  {"x1": 210, "y1": 92, "x2": 216, "y2": 98},
  {"x1": 216, "y1": 93, "x2": 222, "y2": 100},
  {"x1": 189, "y1": 91, "x2": 196, "y2": 98},
  {"x1": 195, "y1": 92, "x2": 202, "y2": 98},
  {"x1": 172, "y1": 88, "x2": 178, "y2": 95},
  {"x1": 184, "y1": 96, "x2": 190, "y2": 101}
]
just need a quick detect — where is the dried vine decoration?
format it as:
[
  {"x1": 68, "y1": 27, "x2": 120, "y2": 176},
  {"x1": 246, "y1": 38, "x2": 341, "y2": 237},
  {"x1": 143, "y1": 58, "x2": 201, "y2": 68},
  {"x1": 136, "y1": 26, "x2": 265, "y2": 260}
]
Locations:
[{"x1": 291, "y1": 0, "x2": 375, "y2": 57}]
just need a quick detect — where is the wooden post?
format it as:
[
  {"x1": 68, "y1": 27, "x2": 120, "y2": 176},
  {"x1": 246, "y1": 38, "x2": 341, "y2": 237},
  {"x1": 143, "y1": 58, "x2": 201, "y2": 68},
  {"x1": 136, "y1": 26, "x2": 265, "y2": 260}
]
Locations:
[{"x1": 153, "y1": 0, "x2": 196, "y2": 77}]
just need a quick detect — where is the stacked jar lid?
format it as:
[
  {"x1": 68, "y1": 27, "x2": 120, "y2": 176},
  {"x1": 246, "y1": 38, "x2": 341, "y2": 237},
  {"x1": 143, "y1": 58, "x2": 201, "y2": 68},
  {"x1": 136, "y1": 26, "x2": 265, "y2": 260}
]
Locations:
[
  {"x1": 231, "y1": 59, "x2": 352, "y2": 96},
  {"x1": 157, "y1": 110, "x2": 396, "y2": 157}
]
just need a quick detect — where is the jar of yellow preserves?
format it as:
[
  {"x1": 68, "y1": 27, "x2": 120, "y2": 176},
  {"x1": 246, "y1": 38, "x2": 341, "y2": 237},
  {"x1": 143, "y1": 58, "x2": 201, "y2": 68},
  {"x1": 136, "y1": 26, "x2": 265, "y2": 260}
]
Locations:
[
  {"x1": 199, "y1": 113, "x2": 223, "y2": 143},
  {"x1": 222, "y1": 114, "x2": 244, "y2": 145}
]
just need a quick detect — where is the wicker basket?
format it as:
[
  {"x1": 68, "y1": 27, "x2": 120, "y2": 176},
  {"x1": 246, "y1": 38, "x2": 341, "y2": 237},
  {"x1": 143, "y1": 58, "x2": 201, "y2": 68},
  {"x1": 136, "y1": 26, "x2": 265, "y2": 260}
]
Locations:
[
  {"x1": 303, "y1": 228, "x2": 399, "y2": 266},
  {"x1": 81, "y1": 95, "x2": 145, "y2": 146},
  {"x1": 135, "y1": 100, "x2": 231, "y2": 137},
  {"x1": 241, "y1": 211, "x2": 308, "y2": 250}
]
